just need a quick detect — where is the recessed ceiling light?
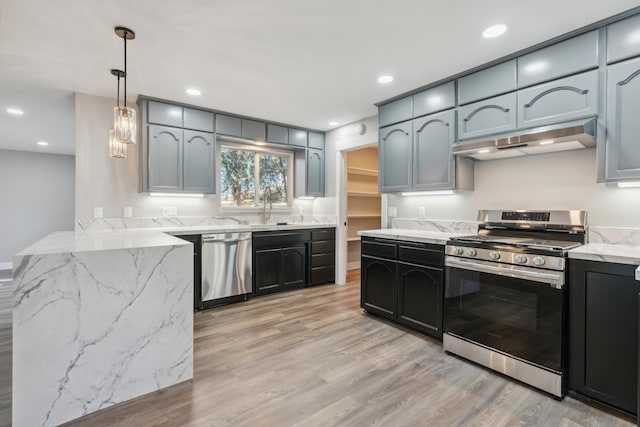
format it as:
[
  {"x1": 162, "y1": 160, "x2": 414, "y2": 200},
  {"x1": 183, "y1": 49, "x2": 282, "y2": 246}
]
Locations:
[
  {"x1": 539, "y1": 139, "x2": 555, "y2": 145},
  {"x1": 482, "y1": 24, "x2": 508, "y2": 39},
  {"x1": 7, "y1": 107, "x2": 24, "y2": 116},
  {"x1": 377, "y1": 75, "x2": 394, "y2": 84},
  {"x1": 186, "y1": 88, "x2": 201, "y2": 96},
  {"x1": 37, "y1": 141, "x2": 49, "y2": 146},
  {"x1": 328, "y1": 121, "x2": 339, "y2": 126}
]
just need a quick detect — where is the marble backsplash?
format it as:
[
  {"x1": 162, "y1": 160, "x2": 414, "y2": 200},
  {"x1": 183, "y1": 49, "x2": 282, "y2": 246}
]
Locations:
[
  {"x1": 76, "y1": 214, "x2": 337, "y2": 231},
  {"x1": 588, "y1": 227, "x2": 640, "y2": 245},
  {"x1": 390, "y1": 218, "x2": 479, "y2": 234}
]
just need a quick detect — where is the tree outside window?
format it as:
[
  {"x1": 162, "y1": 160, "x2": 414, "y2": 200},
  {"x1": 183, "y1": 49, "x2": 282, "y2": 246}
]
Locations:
[{"x1": 220, "y1": 144, "x2": 292, "y2": 208}]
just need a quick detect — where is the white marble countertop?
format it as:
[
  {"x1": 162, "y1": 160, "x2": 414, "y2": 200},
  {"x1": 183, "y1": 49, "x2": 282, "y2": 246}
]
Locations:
[
  {"x1": 15, "y1": 230, "x2": 191, "y2": 256},
  {"x1": 569, "y1": 243, "x2": 640, "y2": 266},
  {"x1": 158, "y1": 222, "x2": 335, "y2": 235},
  {"x1": 358, "y1": 228, "x2": 468, "y2": 245}
]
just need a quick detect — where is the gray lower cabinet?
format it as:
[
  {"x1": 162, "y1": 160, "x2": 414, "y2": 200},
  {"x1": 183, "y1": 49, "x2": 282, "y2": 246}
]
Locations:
[
  {"x1": 306, "y1": 148, "x2": 324, "y2": 196},
  {"x1": 379, "y1": 121, "x2": 413, "y2": 192},
  {"x1": 413, "y1": 110, "x2": 455, "y2": 190},
  {"x1": 183, "y1": 130, "x2": 215, "y2": 193},
  {"x1": 605, "y1": 57, "x2": 640, "y2": 180},
  {"x1": 517, "y1": 70, "x2": 599, "y2": 129},
  {"x1": 148, "y1": 125, "x2": 183, "y2": 192},
  {"x1": 458, "y1": 92, "x2": 517, "y2": 140}
]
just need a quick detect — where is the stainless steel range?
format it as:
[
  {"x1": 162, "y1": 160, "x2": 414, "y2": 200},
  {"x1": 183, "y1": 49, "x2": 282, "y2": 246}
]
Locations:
[{"x1": 443, "y1": 210, "x2": 586, "y2": 397}]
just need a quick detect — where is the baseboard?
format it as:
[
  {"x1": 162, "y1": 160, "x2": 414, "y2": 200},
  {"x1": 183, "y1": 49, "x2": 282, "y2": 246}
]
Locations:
[{"x1": 0, "y1": 261, "x2": 12, "y2": 271}]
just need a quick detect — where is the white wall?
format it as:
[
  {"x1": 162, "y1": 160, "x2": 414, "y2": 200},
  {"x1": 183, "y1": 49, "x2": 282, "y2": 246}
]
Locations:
[
  {"x1": 388, "y1": 148, "x2": 640, "y2": 227},
  {"x1": 0, "y1": 150, "x2": 75, "y2": 265},
  {"x1": 75, "y1": 93, "x2": 311, "y2": 220}
]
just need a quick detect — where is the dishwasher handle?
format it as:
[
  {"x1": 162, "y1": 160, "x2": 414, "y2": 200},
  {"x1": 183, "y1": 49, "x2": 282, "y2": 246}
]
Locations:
[{"x1": 202, "y1": 233, "x2": 251, "y2": 243}]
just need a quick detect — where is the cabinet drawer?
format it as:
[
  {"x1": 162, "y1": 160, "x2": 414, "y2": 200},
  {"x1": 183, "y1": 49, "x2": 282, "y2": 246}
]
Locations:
[
  {"x1": 288, "y1": 128, "x2": 308, "y2": 147},
  {"x1": 398, "y1": 244, "x2": 444, "y2": 268},
  {"x1": 216, "y1": 114, "x2": 242, "y2": 137},
  {"x1": 183, "y1": 108, "x2": 214, "y2": 132},
  {"x1": 312, "y1": 240, "x2": 335, "y2": 254},
  {"x1": 267, "y1": 124, "x2": 288, "y2": 144},
  {"x1": 253, "y1": 231, "x2": 310, "y2": 249},
  {"x1": 312, "y1": 252, "x2": 335, "y2": 267},
  {"x1": 517, "y1": 70, "x2": 598, "y2": 129},
  {"x1": 607, "y1": 14, "x2": 640, "y2": 64},
  {"x1": 458, "y1": 60, "x2": 517, "y2": 105},
  {"x1": 518, "y1": 30, "x2": 599, "y2": 88},
  {"x1": 457, "y1": 92, "x2": 517, "y2": 140},
  {"x1": 308, "y1": 132, "x2": 325, "y2": 149},
  {"x1": 361, "y1": 238, "x2": 397, "y2": 259},
  {"x1": 242, "y1": 119, "x2": 266, "y2": 140},
  {"x1": 311, "y1": 228, "x2": 335, "y2": 241},
  {"x1": 148, "y1": 101, "x2": 183, "y2": 128},
  {"x1": 379, "y1": 97, "x2": 413, "y2": 127},
  {"x1": 311, "y1": 266, "x2": 335, "y2": 285},
  {"x1": 412, "y1": 82, "x2": 455, "y2": 117}
]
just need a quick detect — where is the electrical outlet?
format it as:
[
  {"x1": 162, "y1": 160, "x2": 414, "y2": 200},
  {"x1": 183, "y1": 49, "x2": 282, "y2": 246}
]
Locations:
[
  {"x1": 162, "y1": 207, "x2": 178, "y2": 217},
  {"x1": 418, "y1": 207, "x2": 426, "y2": 218},
  {"x1": 93, "y1": 207, "x2": 103, "y2": 218},
  {"x1": 123, "y1": 207, "x2": 133, "y2": 218},
  {"x1": 387, "y1": 207, "x2": 397, "y2": 218},
  {"x1": 297, "y1": 206, "x2": 303, "y2": 216}
]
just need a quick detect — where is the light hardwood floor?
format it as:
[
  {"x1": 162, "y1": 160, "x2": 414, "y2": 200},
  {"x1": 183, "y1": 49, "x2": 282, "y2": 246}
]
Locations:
[{"x1": 0, "y1": 272, "x2": 635, "y2": 426}]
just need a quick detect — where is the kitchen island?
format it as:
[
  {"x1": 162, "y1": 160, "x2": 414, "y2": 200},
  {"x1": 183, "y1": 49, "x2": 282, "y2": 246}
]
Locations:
[{"x1": 11, "y1": 230, "x2": 193, "y2": 427}]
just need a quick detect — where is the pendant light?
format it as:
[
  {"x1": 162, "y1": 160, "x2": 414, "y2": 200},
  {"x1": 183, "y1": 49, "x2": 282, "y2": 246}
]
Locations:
[
  {"x1": 113, "y1": 26, "x2": 136, "y2": 145},
  {"x1": 109, "y1": 69, "x2": 127, "y2": 158}
]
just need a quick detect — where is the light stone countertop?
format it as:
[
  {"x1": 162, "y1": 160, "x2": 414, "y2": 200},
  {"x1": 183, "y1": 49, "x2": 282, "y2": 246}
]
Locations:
[
  {"x1": 358, "y1": 228, "x2": 469, "y2": 245},
  {"x1": 156, "y1": 222, "x2": 336, "y2": 235},
  {"x1": 568, "y1": 244, "x2": 640, "y2": 281}
]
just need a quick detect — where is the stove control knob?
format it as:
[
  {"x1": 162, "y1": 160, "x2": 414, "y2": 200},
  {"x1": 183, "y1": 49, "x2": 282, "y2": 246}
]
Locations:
[
  {"x1": 453, "y1": 247, "x2": 464, "y2": 256},
  {"x1": 533, "y1": 256, "x2": 545, "y2": 266},
  {"x1": 489, "y1": 251, "x2": 500, "y2": 260},
  {"x1": 466, "y1": 248, "x2": 477, "y2": 257},
  {"x1": 515, "y1": 254, "x2": 528, "y2": 264}
]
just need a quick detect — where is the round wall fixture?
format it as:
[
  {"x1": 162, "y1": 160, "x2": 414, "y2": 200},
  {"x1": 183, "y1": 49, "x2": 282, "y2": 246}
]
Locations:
[{"x1": 354, "y1": 123, "x2": 366, "y2": 135}]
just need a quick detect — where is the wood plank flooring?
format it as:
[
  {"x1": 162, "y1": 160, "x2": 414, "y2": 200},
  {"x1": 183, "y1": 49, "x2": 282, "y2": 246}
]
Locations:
[{"x1": 0, "y1": 271, "x2": 635, "y2": 426}]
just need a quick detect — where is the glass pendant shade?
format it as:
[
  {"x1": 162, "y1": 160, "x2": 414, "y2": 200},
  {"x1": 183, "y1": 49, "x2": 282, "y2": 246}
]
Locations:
[
  {"x1": 114, "y1": 106, "x2": 137, "y2": 144},
  {"x1": 109, "y1": 129, "x2": 127, "y2": 158}
]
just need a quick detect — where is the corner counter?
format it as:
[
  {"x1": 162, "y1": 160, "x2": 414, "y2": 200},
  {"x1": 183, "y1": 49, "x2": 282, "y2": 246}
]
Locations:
[{"x1": 12, "y1": 230, "x2": 194, "y2": 426}]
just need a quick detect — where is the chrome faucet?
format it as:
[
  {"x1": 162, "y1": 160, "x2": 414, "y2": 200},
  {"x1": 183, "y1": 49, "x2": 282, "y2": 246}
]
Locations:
[{"x1": 262, "y1": 186, "x2": 272, "y2": 224}]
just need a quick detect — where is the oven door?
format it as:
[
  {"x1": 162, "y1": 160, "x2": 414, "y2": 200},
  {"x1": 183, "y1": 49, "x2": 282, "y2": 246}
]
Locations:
[{"x1": 444, "y1": 256, "x2": 565, "y2": 373}]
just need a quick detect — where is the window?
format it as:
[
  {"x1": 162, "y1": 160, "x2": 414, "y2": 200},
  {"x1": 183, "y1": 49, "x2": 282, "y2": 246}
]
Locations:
[{"x1": 220, "y1": 143, "x2": 293, "y2": 208}]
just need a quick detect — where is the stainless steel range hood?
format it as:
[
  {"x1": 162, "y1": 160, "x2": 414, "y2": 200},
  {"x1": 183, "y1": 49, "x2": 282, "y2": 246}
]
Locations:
[{"x1": 452, "y1": 118, "x2": 597, "y2": 160}]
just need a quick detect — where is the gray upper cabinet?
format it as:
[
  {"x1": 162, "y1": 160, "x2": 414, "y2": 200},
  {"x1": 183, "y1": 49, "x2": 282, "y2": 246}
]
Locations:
[
  {"x1": 605, "y1": 57, "x2": 640, "y2": 180},
  {"x1": 517, "y1": 70, "x2": 598, "y2": 129},
  {"x1": 517, "y1": 31, "x2": 599, "y2": 88},
  {"x1": 457, "y1": 60, "x2": 517, "y2": 105},
  {"x1": 607, "y1": 14, "x2": 640, "y2": 64},
  {"x1": 267, "y1": 124, "x2": 288, "y2": 144},
  {"x1": 306, "y1": 148, "x2": 325, "y2": 196},
  {"x1": 289, "y1": 128, "x2": 308, "y2": 147},
  {"x1": 458, "y1": 92, "x2": 517, "y2": 140},
  {"x1": 308, "y1": 132, "x2": 324, "y2": 149},
  {"x1": 183, "y1": 130, "x2": 215, "y2": 193},
  {"x1": 379, "y1": 97, "x2": 413, "y2": 127},
  {"x1": 148, "y1": 124, "x2": 183, "y2": 192},
  {"x1": 216, "y1": 114, "x2": 242, "y2": 137},
  {"x1": 241, "y1": 119, "x2": 266, "y2": 141},
  {"x1": 379, "y1": 121, "x2": 413, "y2": 192},
  {"x1": 148, "y1": 101, "x2": 183, "y2": 128},
  {"x1": 412, "y1": 82, "x2": 455, "y2": 117},
  {"x1": 413, "y1": 110, "x2": 455, "y2": 190},
  {"x1": 183, "y1": 108, "x2": 214, "y2": 133}
]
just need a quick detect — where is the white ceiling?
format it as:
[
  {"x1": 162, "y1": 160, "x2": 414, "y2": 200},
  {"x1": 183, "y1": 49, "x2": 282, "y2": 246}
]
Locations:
[{"x1": 1, "y1": 0, "x2": 639, "y2": 155}]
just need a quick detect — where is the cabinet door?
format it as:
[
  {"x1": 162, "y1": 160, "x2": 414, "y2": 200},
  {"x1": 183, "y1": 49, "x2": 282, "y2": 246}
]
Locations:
[
  {"x1": 379, "y1": 97, "x2": 413, "y2": 127},
  {"x1": 413, "y1": 82, "x2": 455, "y2": 117},
  {"x1": 517, "y1": 70, "x2": 598, "y2": 129},
  {"x1": 289, "y1": 128, "x2": 308, "y2": 147},
  {"x1": 306, "y1": 148, "x2": 324, "y2": 196},
  {"x1": 183, "y1": 130, "x2": 215, "y2": 193},
  {"x1": 282, "y1": 246, "x2": 306, "y2": 289},
  {"x1": 457, "y1": 92, "x2": 517, "y2": 140},
  {"x1": 361, "y1": 255, "x2": 396, "y2": 320},
  {"x1": 397, "y1": 262, "x2": 443, "y2": 338},
  {"x1": 254, "y1": 248, "x2": 282, "y2": 295},
  {"x1": 148, "y1": 101, "x2": 183, "y2": 127},
  {"x1": 183, "y1": 108, "x2": 214, "y2": 132},
  {"x1": 148, "y1": 125, "x2": 183, "y2": 192},
  {"x1": 267, "y1": 124, "x2": 288, "y2": 144},
  {"x1": 458, "y1": 60, "x2": 517, "y2": 105},
  {"x1": 569, "y1": 260, "x2": 640, "y2": 414},
  {"x1": 241, "y1": 119, "x2": 266, "y2": 140},
  {"x1": 308, "y1": 132, "x2": 325, "y2": 149},
  {"x1": 606, "y1": 57, "x2": 640, "y2": 180},
  {"x1": 413, "y1": 110, "x2": 455, "y2": 190},
  {"x1": 379, "y1": 121, "x2": 412, "y2": 192},
  {"x1": 216, "y1": 114, "x2": 242, "y2": 137},
  {"x1": 607, "y1": 14, "x2": 640, "y2": 64}
]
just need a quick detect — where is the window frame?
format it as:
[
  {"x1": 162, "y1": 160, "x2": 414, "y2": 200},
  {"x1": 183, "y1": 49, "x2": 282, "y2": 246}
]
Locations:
[{"x1": 218, "y1": 139, "x2": 295, "y2": 211}]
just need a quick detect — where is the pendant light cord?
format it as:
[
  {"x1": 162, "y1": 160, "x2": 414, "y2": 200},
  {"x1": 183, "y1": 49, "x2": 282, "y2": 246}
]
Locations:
[
  {"x1": 123, "y1": 30, "x2": 128, "y2": 108},
  {"x1": 116, "y1": 74, "x2": 120, "y2": 107}
]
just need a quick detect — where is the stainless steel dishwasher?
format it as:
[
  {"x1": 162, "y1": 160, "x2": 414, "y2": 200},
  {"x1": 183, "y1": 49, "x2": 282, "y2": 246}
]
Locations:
[{"x1": 201, "y1": 232, "x2": 252, "y2": 306}]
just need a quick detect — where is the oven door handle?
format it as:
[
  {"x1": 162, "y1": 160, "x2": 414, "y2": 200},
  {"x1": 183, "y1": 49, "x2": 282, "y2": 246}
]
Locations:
[{"x1": 445, "y1": 257, "x2": 564, "y2": 289}]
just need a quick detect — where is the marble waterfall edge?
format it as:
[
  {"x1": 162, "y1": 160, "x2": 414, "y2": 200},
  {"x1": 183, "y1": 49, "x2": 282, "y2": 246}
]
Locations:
[{"x1": 12, "y1": 243, "x2": 193, "y2": 427}]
